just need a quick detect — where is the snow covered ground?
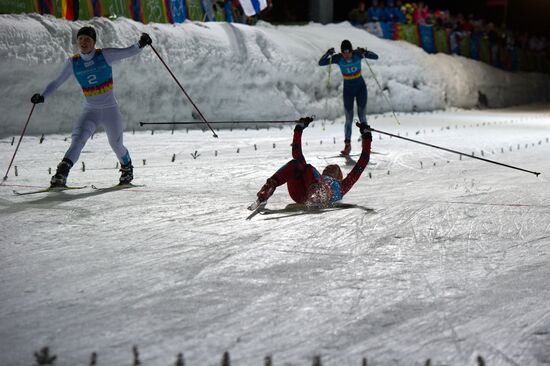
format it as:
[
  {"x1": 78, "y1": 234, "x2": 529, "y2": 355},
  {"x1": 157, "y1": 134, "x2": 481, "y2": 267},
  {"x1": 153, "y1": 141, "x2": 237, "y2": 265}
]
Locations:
[
  {"x1": 1, "y1": 105, "x2": 550, "y2": 365},
  {"x1": 1, "y1": 13, "x2": 550, "y2": 366}
]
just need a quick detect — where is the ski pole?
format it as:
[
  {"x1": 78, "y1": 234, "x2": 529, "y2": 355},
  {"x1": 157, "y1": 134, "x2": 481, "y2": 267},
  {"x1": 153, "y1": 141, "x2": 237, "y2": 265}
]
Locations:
[
  {"x1": 139, "y1": 119, "x2": 309, "y2": 126},
  {"x1": 363, "y1": 57, "x2": 401, "y2": 126},
  {"x1": 148, "y1": 44, "x2": 218, "y2": 138},
  {"x1": 323, "y1": 55, "x2": 332, "y2": 123},
  {"x1": 2, "y1": 104, "x2": 37, "y2": 183},
  {"x1": 369, "y1": 127, "x2": 541, "y2": 177}
]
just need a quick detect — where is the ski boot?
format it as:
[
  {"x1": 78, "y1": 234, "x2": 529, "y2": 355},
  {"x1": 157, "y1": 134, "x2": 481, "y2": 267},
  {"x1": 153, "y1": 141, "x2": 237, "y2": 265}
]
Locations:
[
  {"x1": 50, "y1": 158, "x2": 73, "y2": 188},
  {"x1": 256, "y1": 177, "x2": 277, "y2": 202},
  {"x1": 340, "y1": 140, "x2": 351, "y2": 156},
  {"x1": 119, "y1": 160, "x2": 134, "y2": 185}
]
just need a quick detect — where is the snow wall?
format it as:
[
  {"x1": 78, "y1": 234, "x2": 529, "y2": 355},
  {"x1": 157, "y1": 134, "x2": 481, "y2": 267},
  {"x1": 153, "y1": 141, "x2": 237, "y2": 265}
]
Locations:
[{"x1": 0, "y1": 13, "x2": 549, "y2": 138}]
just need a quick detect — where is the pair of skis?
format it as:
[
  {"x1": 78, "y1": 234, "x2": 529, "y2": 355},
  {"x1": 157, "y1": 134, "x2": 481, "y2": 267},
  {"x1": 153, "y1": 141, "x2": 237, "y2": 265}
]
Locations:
[
  {"x1": 246, "y1": 199, "x2": 373, "y2": 220},
  {"x1": 12, "y1": 184, "x2": 143, "y2": 196}
]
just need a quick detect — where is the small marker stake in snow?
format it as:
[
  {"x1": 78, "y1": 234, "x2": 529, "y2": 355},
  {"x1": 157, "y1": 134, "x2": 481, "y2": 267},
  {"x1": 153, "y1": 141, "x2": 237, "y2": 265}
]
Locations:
[
  {"x1": 82, "y1": 162, "x2": 85, "y2": 172},
  {"x1": 142, "y1": 159, "x2": 146, "y2": 165},
  {"x1": 14, "y1": 166, "x2": 18, "y2": 176},
  {"x1": 172, "y1": 154, "x2": 176, "y2": 162}
]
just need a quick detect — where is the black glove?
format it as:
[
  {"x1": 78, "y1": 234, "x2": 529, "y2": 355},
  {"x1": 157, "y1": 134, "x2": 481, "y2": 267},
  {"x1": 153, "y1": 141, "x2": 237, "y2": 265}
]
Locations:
[
  {"x1": 325, "y1": 48, "x2": 335, "y2": 56},
  {"x1": 356, "y1": 47, "x2": 367, "y2": 55},
  {"x1": 31, "y1": 93, "x2": 44, "y2": 104},
  {"x1": 356, "y1": 122, "x2": 371, "y2": 137},
  {"x1": 295, "y1": 116, "x2": 314, "y2": 130},
  {"x1": 138, "y1": 33, "x2": 152, "y2": 48}
]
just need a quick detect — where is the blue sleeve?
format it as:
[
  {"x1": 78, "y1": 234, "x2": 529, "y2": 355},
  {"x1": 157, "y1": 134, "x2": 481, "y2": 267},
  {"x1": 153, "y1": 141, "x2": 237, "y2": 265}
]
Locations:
[
  {"x1": 365, "y1": 50, "x2": 379, "y2": 60},
  {"x1": 319, "y1": 53, "x2": 341, "y2": 66},
  {"x1": 367, "y1": 8, "x2": 378, "y2": 22}
]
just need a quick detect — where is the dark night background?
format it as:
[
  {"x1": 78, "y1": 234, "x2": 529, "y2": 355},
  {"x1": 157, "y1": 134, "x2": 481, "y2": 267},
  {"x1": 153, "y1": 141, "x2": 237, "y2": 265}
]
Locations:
[{"x1": 265, "y1": 0, "x2": 550, "y2": 37}]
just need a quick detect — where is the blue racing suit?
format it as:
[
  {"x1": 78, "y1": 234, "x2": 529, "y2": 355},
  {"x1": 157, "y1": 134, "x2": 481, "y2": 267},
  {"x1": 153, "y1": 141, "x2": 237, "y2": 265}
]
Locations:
[{"x1": 319, "y1": 49, "x2": 379, "y2": 142}]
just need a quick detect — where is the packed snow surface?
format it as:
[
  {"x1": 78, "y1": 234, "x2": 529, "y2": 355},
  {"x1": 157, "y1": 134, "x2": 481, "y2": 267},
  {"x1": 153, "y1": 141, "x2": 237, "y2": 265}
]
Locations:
[
  {"x1": 1, "y1": 105, "x2": 550, "y2": 365},
  {"x1": 0, "y1": 14, "x2": 549, "y2": 138},
  {"x1": 1, "y1": 12, "x2": 550, "y2": 366}
]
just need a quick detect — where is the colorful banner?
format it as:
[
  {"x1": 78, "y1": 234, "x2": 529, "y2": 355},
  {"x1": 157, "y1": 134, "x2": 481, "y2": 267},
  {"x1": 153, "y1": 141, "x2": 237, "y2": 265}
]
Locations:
[
  {"x1": 170, "y1": 0, "x2": 187, "y2": 22},
  {"x1": 379, "y1": 21, "x2": 395, "y2": 40},
  {"x1": 143, "y1": 0, "x2": 168, "y2": 23},
  {"x1": 0, "y1": 0, "x2": 35, "y2": 13},
  {"x1": 469, "y1": 34, "x2": 480, "y2": 60},
  {"x1": 35, "y1": 0, "x2": 55, "y2": 15},
  {"x1": 100, "y1": 0, "x2": 131, "y2": 19},
  {"x1": 397, "y1": 23, "x2": 420, "y2": 46},
  {"x1": 419, "y1": 24, "x2": 436, "y2": 54},
  {"x1": 479, "y1": 37, "x2": 490, "y2": 64},
  {"x1": 185, "y1": 0, "x2": 204, "y2": 21},
  {"x1": 129, "y1": 0, "x2": 144, "y2": 22},
  {"x1": 459, "y1": 36, "x2": 470, "y2": 57},
  {"x1": 433, "y1": 29, "x2": 449, "y2": 54}
]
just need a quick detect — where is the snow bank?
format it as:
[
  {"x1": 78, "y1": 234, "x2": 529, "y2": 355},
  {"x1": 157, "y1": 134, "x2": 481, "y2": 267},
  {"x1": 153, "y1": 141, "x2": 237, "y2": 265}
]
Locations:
[{"x1": 0, "y1": 14, "x2": 548, "y2": 137}]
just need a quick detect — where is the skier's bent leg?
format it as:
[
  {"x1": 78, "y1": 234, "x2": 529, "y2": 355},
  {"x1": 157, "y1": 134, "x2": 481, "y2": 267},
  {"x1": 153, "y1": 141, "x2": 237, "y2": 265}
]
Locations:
[{"x1": 64, "y1": 112, "x2": 98, "y2": 164}]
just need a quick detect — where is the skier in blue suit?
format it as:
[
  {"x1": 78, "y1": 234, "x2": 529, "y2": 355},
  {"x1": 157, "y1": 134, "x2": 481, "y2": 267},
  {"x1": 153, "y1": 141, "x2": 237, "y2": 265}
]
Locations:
[{"x1": 319, "y1": 39, "x2": 378, "y2": 156}]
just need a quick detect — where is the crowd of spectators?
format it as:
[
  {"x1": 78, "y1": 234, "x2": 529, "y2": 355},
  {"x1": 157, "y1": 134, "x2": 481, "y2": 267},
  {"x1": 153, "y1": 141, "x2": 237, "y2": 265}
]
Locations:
[{"x1": 348, "y1": 0, "x2": 548, "y2": 71}]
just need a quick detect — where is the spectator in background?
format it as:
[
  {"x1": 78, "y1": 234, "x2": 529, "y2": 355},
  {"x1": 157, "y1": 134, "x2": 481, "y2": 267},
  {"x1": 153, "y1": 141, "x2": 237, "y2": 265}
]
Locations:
[
  {"x1": 349, "y1": 1, "x2": 369, "y2": 25},
  {"x1": 402, "y1": 2, "x2": 415, "y2": 24},
  {"x1": 413, "y1": 2, "x2": 429, "y2": 24},
  {"x1": 385, "y1": 0, "x2": 404, "y2": 23},
  {"x1": 393, "y1": 0, "x2": 406, "y2": 23},
  {"x1": 367, "y1": 0, "x2": 384, "y2": 22}
]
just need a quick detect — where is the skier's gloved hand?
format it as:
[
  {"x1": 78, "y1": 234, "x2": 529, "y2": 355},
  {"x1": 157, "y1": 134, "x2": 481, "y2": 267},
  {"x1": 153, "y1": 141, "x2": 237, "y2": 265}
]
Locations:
[
  {"x1": 325, "y1": 48, "x2": 335, "y2": 56},
  {"x1": 356, "y1": 122, "x2": 372, "y2": 138},
  {"x1": 356, "y1": 47, "x2": 367, "y2": 55},
  {"x1": 31, "y1": 93, "x2": 44, "y2": 104},
  {"x1": 138, "y1": 33, "x2": 152, "y2": 48},
  {"x1": 295, "y1": 116, "x2": 314, "y2": 131}
]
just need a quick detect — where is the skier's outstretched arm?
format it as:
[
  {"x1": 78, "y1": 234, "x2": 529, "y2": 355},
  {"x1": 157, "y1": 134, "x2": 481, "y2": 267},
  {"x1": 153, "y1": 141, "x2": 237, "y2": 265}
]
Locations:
[
  {"x1": 39, "y1": 60, "x2": 72, "y2": 100},
  {"x1": 291, "y1": 117, "x2": 314, "y2": 163},
  {"x1": 341, "y1": 125, "x2": 372, "y2": 196},
  {"x1": 356, "y1": 48, "x2": 379, "y2": 60},
  {"x1": 102, "y1": 33, "x2": 152, "y2": 65}
]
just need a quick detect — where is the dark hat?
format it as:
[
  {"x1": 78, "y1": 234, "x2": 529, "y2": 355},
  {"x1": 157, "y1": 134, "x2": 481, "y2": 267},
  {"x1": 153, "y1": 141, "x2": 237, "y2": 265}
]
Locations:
[
  {"x1": 341, "y1": 39, "x2": 352, "y2": 52},
  {"x1": 77, "y1": 26, "x2": 96, "y2": 42}
]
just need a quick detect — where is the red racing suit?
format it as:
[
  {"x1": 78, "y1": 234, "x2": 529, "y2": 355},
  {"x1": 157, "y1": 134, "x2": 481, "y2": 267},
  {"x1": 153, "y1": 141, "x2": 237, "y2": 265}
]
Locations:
[{"x1": 269, "y1": 126, "x2": 372, "y2": 204}]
